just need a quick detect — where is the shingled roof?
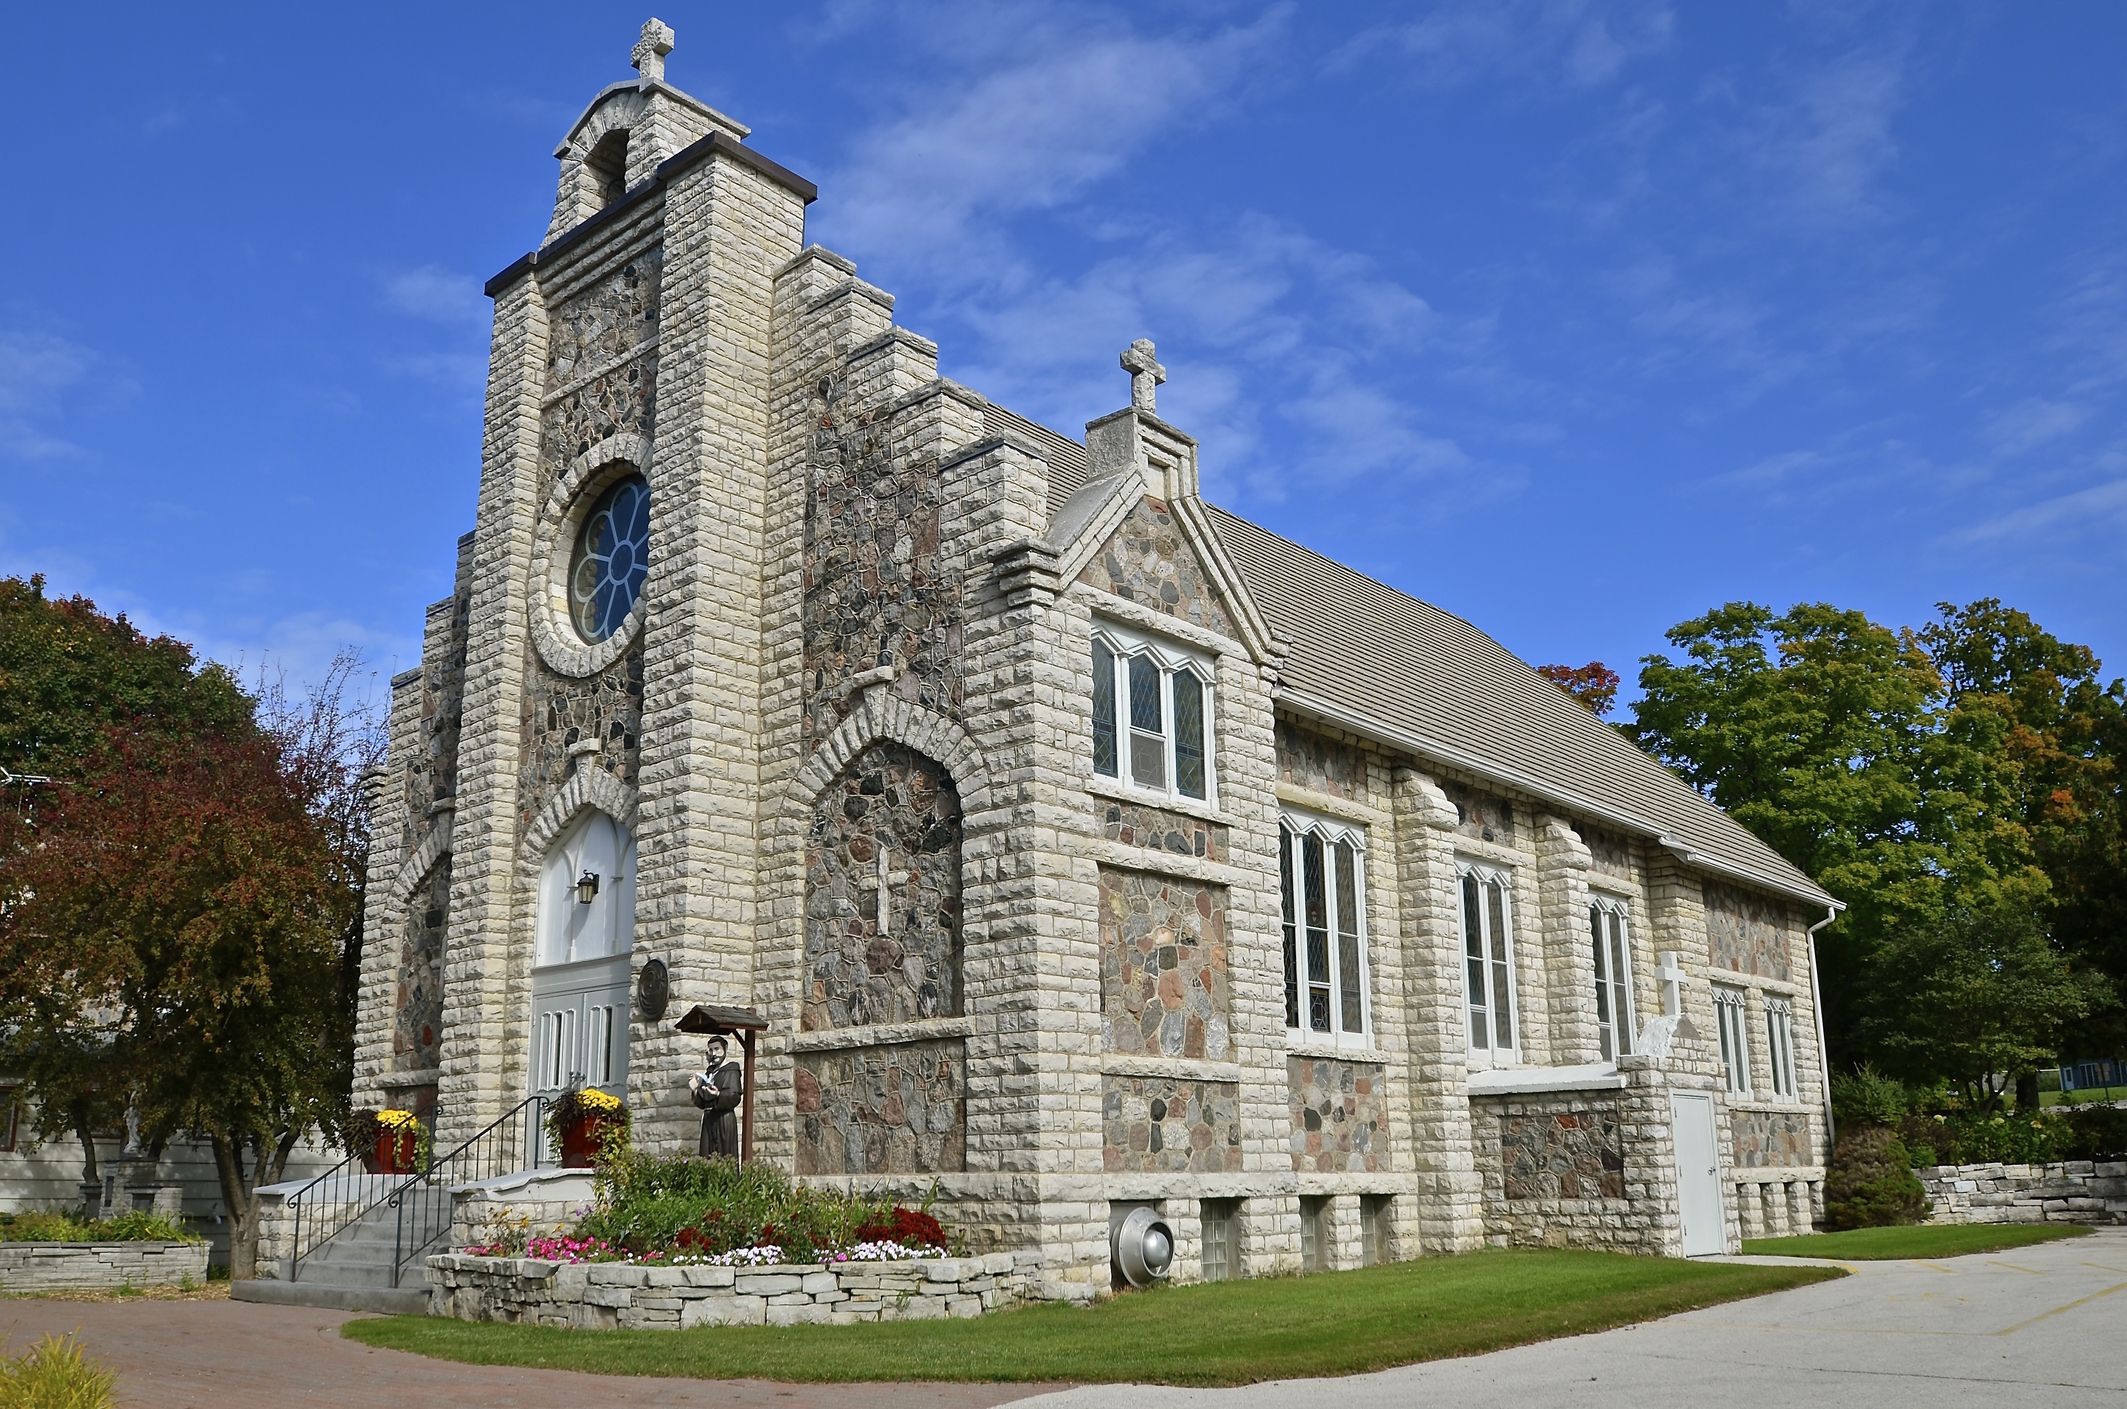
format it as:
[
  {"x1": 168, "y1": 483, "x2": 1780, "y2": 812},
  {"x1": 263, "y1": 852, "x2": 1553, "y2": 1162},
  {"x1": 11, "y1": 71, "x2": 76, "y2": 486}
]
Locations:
[
  {"x1": 990, "y1": 398, "x2": 1830, "y2": 909},
  {"x1": 1205, "y1": 505, "x2": 1834, "y2": 909}
]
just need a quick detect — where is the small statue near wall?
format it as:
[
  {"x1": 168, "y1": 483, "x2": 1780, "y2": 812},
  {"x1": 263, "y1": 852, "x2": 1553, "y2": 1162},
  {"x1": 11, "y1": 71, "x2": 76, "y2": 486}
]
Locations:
[{"x1": 689, "y1": 1036, "x2": 744, "y2": 1158}]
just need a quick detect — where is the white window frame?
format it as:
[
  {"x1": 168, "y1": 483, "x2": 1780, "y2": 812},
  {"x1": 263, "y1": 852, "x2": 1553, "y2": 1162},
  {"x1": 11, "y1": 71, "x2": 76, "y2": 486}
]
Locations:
[
  {"x1": 1714, "y1": 985, "x2": 1752, "y2": 1095},
  {"x1": 1090, "y1": 622, "x2": 1217, "y2": 807},
  {"x1": 1765, "y1": 996, "x2": 1798, "y2": 1099},
  {"x1": 1589, "y1": 899, "x2": 1635, "y2": 1063},
  {"x1": 1278, "y1": 810, "x2": 1371, "y2": 1049},
  {"x1": 1457, "y1": 862, "x2": 1520, "y2": 1063}
]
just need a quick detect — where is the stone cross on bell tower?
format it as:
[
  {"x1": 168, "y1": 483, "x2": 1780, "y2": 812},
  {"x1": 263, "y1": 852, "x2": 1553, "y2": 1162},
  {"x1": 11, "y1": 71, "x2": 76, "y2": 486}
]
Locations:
[
  {"x1": 632, "y1": 17, "x2": 677, "y2": 87},
  {"x1": 1120, "y1": 339, "x2": 1166, "y2": 415}
]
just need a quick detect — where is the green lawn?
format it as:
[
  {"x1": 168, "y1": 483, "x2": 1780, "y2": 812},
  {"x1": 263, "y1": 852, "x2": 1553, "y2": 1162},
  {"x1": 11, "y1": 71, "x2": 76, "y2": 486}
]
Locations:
[
  {"x1": 344, "y1": 1249, "x2": 1837, "y2": 1387},
  {"x1": 2041, "y1": 1086, "x2": 2127, "y2": 1107},
  {"x1": 1741, "y1": 1223, "x2": 2089, "y2": 1261}
]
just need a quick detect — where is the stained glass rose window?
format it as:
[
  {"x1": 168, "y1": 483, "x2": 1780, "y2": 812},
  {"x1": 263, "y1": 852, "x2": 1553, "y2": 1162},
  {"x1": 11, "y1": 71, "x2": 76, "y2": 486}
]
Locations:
[{"x1": 568, "y1": 475, "x2": 650, "y2": 643}]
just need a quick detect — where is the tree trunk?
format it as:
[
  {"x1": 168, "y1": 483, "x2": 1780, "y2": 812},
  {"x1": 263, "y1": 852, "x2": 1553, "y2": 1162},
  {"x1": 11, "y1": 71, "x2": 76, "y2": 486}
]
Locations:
[
  {"x1": 70, "y1": 1100, "x2": 98, "y2": 1185},
  {"x1": 209, "y1": 1131, "x2": 260, "y2": 1280},
  {"x1": 2016, "y1": 1070, "x2": 2042, "y2": 1112}
]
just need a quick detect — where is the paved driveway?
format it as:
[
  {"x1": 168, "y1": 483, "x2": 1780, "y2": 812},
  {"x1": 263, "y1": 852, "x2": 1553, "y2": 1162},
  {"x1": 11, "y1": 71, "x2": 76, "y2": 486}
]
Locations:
[
  {"x1": 1022, "y1": 1226, "x2": 2127, "y2": 1409},
  {"x1": 4, "y1": 1230, "x2": 2120, "y2": 1408}
]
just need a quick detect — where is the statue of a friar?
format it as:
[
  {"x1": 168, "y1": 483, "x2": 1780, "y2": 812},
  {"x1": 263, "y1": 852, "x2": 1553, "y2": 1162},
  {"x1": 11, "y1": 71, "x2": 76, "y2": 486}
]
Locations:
[{"x1": 688, "y1": 1036, "x2": 744, "y2": 1159}]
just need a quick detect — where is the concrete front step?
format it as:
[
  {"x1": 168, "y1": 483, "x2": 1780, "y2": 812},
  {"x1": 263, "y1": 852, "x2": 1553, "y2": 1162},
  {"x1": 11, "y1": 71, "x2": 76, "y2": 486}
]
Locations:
[{"x1": 232, "y1": 1278, "x2": 430, "y2": 1315}]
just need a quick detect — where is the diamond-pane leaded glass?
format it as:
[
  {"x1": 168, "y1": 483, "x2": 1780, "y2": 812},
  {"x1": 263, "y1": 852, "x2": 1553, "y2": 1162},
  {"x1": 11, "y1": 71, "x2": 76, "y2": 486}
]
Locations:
[
  {"x1": 1335, "y1": 840, "x2": 1363, "y2": 1033},
  {"x1": 1280, "y1": 826, "x2": 1299, "y2": 1028},
  {"x1": 1091, "y1": 641, "x2": 1117, "y2": 777},
  {"x1": 1304, "y1": 833, "x2": 1330, "y2": 1032},
  {"x1": 568, "y1": 475, "x2": 651, "y2": 643},
  {"x1": 1172, "y1": 672, "x2": 1204, "y2": 799}
]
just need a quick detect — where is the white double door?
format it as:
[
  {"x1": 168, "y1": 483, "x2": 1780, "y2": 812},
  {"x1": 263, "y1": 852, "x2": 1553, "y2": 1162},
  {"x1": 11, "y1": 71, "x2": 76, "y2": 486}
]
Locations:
[{"x1": 530, "y1": 954, "x2": 631, "y2": 1100}]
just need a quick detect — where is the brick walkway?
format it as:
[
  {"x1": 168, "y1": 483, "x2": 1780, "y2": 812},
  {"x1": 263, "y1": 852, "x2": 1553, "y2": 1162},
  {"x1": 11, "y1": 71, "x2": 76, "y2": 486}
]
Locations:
[{"x1": 0, "y1": 1297, "x2": 1058, "y2": 1409}]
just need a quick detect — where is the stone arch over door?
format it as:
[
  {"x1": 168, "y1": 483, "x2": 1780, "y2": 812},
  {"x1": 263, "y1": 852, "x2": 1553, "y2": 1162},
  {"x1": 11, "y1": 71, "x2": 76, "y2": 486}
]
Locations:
[
  {"x1": 803, "y1": 742, "x2": 963, "y2": 1031},
  {"x1": 516, "y1": 767, "x2": 641, "y2": 1100}
]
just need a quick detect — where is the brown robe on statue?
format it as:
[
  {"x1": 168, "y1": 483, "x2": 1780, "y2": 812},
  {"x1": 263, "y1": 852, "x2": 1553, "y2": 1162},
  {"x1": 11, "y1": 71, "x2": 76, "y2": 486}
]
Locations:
[{"x1": 695, "y1": 1060, "x2": 743, "y2": 1157}]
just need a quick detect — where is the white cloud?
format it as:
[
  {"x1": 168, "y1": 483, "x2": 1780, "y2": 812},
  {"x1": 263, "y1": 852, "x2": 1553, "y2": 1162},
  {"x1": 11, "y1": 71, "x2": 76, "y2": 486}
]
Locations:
[
  {"x1": 381, "y1": 265, "x2": 488, "y2": 328},
  {"x1": 1325, "y1": 0, "x2": 1674, "y2": 90},
  {"x1": 818, "y1": 9, "x2": 1287, "y2": 272},
  {"x1": 1748, "y1": 51, "x2": 1907, "y2": 230},
  {"x1": 1956, "y1": 472, "x2": 2127, "y2": 546},
  {"x1": 1985, "y1": 397, "x2": 2090, "y2": 456},
  {"x1": 0, "y1": 330, "x2": 97, "y2": 460}
]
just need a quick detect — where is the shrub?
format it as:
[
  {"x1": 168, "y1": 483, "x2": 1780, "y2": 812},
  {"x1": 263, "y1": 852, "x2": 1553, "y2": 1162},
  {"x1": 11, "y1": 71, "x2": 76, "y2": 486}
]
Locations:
[
  {"x1": 2063, "y1": 1105, "x2": 2127, "y2": 1159},
  {"x1": 1831, "y1": 1065, "x2": 1910, "y2": 1129},
  {"x1": 574, "y1": 1144, "x2": 951, "y2": 1264},
  {"x1": 1824, "y1": 1127, "x2": 1930, "y2": 1229},
  {"x1": 0, "y1": 1209, "x2": 195, "y2": 1244},
  {"x1": 0, "y1": 1334, "x2": 116, "y2": 1409}
]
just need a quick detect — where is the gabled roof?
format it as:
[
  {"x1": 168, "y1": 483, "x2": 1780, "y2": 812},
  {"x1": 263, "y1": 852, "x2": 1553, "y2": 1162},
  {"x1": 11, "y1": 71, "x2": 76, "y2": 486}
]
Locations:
[
  {"x1": 988, "y1": 397, "x2": 1830, "y2": 908},
  {"x1": 1205, "y1": 505, "x2": 1835, "y2": 909}
]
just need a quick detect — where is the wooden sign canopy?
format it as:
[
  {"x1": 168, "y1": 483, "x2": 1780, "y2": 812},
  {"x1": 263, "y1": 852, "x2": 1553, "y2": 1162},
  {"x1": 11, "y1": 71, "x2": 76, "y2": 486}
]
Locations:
[
  {"x1": 673, "y1": 1005, "x2": 765, "y2": 1162},
  {"x1": 674, "y1": 1004, "x2": 768, "y2": 1035}
]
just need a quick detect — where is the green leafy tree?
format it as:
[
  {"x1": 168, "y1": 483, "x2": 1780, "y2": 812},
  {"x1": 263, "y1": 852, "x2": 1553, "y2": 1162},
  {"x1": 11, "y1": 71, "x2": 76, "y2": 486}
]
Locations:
[
  {"x1": 1628, "y1": 602, "x2": 2008, "y2": 1060},
  {"x1": 1917, "y1": 600, "x2": 2127, "y2": 1062},
  {"x1": 0, "y1": 575, "x2": 252, "y2": 1181},
  {"x1": 1859, "y1": 896, "x2": 2110, "y2": 1112}
]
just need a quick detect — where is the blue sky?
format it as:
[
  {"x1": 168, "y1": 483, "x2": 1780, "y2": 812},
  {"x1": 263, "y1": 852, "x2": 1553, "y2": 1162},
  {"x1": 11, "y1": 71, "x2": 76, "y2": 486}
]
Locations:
[{"x1": 4, "y1": 2, "x2": 2125, "y2": 704}]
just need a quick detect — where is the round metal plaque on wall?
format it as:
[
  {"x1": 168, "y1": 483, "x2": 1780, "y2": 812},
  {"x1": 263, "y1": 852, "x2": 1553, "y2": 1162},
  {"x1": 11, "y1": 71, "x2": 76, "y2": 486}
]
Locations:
[{"x1": 636, "y1": 958, "x2": 669, "y2": 1021}]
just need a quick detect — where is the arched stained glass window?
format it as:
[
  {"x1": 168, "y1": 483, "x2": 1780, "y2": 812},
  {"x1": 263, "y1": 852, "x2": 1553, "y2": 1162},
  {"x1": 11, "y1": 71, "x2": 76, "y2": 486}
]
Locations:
[{"x1": 569, "y1": 475, "x2": 651, "y2": 643}]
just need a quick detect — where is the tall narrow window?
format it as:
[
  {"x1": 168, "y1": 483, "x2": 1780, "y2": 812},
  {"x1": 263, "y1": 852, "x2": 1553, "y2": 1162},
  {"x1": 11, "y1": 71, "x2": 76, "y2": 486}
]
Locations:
[
  {"x1": 1279, "y1": 815, "x2": 1369, "y2": 1045},
  {"x1": 1590, "y1": 902, "x2": 1634, "y2": 1062},
  {"x1": 1335, "y1": 841, "x2": 1363, "y2": 1034},
  {"x1": 1091, "y1": 640, "x2": 1117, "y2": 777},
  {"x1": 1128, "y1": 654, "x2": 1165, "y2": 789},
  {"x1": 1361, "y1": 1196, "x2": 1391, "y2": 1267},
  {"x1": 1280, "y1": 829, "x2": 1300, "y2": 1028},
  {"x1": 1173, "y1": 672, "x2": 1205, "y2": 799},
  {"x1": 1303, "y1": 832, "x2": 1330, "y2": 1033},
  {"x1": 1086, "y1": 626, "x2": 1216, "y2": 804},
  {"x1": 1459, "y1": 867, "x2": 1517, "y2": 1058},
  {"x1": 1765, "y1": 997, "x2": 1797, "y2": 1098},
  {"x1": 1714, "y1": 986, "x2": 1751, "y2": 1094}
]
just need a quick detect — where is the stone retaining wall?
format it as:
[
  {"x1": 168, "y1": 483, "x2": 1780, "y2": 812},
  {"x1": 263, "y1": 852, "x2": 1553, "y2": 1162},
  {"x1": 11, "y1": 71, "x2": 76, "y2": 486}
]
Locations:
[
  {"x1": 1920, "y1": 1160, "x2": 2127, "y2": 1225},
  {"x1": 428, "y1": 1250, "x2": 1036, "y2": 1327},
  {"x1": 0, "y1": 1241, "x2": 209, "y2": 1292}
]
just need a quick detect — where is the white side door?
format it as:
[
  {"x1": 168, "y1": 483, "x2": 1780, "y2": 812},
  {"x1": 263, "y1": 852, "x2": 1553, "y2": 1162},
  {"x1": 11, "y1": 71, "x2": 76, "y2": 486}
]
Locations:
[{"x1": 1671, "y1": 1091, "x2": 1726, "y2": 1256}]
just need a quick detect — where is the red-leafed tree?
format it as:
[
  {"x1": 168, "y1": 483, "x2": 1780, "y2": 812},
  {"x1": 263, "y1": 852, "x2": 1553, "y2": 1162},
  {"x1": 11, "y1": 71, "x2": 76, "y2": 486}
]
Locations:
[
  {"x1": 1, "y1": 578, "x2": 377, "y2": 1275},
  {"x1": 1535, "y1": 660, "x2": 1621, "y2": 717}
]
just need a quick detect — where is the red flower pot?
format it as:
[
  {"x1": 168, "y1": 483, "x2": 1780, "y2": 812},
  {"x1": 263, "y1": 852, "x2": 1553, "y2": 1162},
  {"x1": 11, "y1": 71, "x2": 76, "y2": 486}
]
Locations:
[
  {"x1": 559, "y1": 1113, "x2": 619, "y2": 1168},
  {"x1": 372, "y1": 1128, "x2": 419, "y2": 1175}
]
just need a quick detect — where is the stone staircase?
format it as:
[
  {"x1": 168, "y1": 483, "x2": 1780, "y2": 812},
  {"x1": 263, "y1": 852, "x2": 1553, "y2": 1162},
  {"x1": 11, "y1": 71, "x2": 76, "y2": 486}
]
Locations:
[{"x1": 233, "y1": 1196, "x2": 437, "y2": 1314}]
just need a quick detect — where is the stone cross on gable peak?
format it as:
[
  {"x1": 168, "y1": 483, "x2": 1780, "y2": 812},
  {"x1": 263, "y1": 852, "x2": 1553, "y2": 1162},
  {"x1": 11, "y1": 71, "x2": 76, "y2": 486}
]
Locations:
[
  {"x1": 632, "y1": 18, "x2": 677, "y2": 86},
  {"x1": 1120, "y1": 339, "x2": 1166, "y2": 415}
]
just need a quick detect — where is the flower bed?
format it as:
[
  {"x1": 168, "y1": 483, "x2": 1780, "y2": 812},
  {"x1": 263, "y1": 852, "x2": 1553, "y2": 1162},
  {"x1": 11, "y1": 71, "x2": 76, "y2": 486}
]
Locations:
[
  {"x1": 0, "y1": 1210, "x2": 196, "y2": 1244},
  {"x1": 428, "y1": 1250, "x2": 1035, "y2": 1328}
]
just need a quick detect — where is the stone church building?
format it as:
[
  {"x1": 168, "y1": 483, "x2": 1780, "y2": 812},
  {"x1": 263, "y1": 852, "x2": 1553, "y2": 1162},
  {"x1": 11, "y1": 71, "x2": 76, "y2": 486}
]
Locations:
[{"x1": 353, "y1": 21, "x2": 1841, "y2": 1298}]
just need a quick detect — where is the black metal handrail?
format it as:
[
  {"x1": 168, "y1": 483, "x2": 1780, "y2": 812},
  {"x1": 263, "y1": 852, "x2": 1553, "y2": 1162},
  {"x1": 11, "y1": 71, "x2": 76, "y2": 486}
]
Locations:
[
  {"x1": 286, "y1": 1145, "x2": 388, "y2": 1281},
  {"x1": 387, "y1": 1094, "x2": 550, "y2": 1288}
]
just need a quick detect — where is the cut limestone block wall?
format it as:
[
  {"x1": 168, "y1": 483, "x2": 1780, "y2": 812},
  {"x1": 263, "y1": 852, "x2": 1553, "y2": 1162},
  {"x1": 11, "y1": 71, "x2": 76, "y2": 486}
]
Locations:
[
  {"x1": 428, "y1": 1250, "x2": 1034, "y2": 1327},
  {"x1": 1919, "y1": 1160, "x2": 2127, "y2": 1225},
  {"x1": 0, "y1": 1241, "x2": 208, "y2": 1292}
]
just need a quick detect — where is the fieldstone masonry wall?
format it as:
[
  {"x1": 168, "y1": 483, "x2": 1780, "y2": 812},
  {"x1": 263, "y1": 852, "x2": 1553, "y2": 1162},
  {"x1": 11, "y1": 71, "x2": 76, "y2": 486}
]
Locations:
[
  {"x1": 0, "y1": 1242, "x2": 208, "y2": 1293},
  {"x1": 1287, "y1": 1058, "x2": 1390, "y2": 1173},
  {"x1": 1703, "y1": 883, "x2": 1795, "y2": 982},
  {"x1": 1098, "y1": 869, "x2": 1229, "y2": 1059},
  {"x1": 794, "y1": 1037, "x2": 967, "y2": 1174},
  {"x1": 1102, "y1": 1075, "x2": 1243, "y2": 1173},
  {"x1": 1920, "y1": 1160, "x2": 2127, "y2": 1225},
  {"x1": 429, "y1": 1251, "x2": 1033, "y2": 1327},
  {"x1": 1077, "y1": 497, "x2": 1232, "y2": 636}
]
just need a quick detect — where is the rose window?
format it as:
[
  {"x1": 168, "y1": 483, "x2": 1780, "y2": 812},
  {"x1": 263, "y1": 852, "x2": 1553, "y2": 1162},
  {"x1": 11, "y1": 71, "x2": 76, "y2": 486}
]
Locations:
[{"x1": 568, "y1": 475, "x2": 651, "y2": 642}]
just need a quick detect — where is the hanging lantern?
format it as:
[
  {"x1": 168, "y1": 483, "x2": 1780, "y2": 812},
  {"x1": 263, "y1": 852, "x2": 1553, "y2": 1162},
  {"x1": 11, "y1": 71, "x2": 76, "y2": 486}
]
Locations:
[{"x1": 575, "y1": 869, "x2": 601, "y2": 904}]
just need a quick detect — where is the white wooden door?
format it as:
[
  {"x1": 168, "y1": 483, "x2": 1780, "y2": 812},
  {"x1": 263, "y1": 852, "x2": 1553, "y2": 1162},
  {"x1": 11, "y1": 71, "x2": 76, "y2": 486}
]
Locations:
[
  {"x1": 1671, "y1": 1091, "x2": 1726, "y2": 1256},
  {"x1": 529, "y1": 954, "x2": 631, "y2": 1100}
]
